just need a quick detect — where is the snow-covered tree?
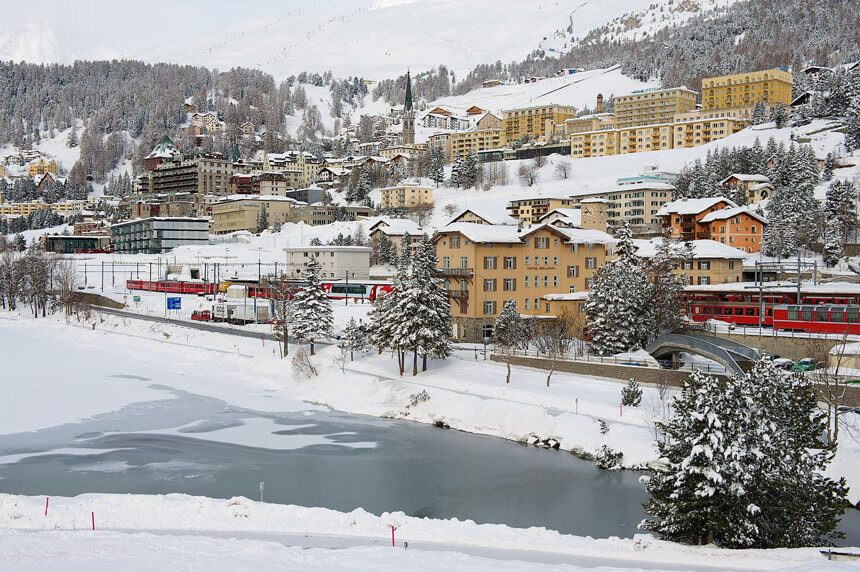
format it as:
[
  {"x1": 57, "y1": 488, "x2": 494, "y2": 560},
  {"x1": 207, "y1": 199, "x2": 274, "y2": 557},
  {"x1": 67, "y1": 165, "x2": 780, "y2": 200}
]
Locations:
[
  {"x1": 822, "y1": 179, "x2": 857, "y2": 265},
  {"x1": 290, "y1": 257, "x2": 333, "y2": 355},
  {"x1": 642, "y1": 362, "x2": 848, "y2": 548},
  {"x1": 429, "y1": 146, "x2": 446, "y2": 186},
  {"x1": 648, "y1": 232, "x2": 692, "y2": 333},
  {"x1": 255, "y1": 204, "x2": 269, "y2": 234},
  {"x1": 494, "y1": 299, "x2": 529, "y2": 384},
  {"x1": 750, "y1": 101, "x2": 767, "y2": 125},
  {"x1": 270, "y1": 213, "x2": 281, "y2": 233},
  {"x1": 768, "y1": 102, "x2": 789, "y2": 128},
  {"x1": 449, "y1": 154, "x2": 466, "y2": 188},
  {"x1": 585, "y1": 220, "x2": 655, "y2": 354},
  {"x1": 338, "y1": 317, "x2": 367, "y2": 361}
]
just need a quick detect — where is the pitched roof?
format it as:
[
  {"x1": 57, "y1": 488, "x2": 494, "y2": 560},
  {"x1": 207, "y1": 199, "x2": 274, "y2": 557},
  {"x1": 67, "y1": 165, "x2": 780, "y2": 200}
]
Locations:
[
  {"x1": 633, "y1": 238, "x2": 748, "y2": 260},
  {"x1": 698, "y1": 206, "x2": 768, "y2": 224},
  {"x1": 656, "y1": 197, "x2": 737, "y2": 217},
  {"x1": 537, "y1": 208, "x2": 582, "y2": 227},
  {"x1": 448, "y1": 207, "x2": 518, "y2": 226},
  {"x1": 435, "y1": 222, "x2": 522, "y2": 243},
  {"x1": 721, "y1": 173, "x2": 770, "y2": 184}
]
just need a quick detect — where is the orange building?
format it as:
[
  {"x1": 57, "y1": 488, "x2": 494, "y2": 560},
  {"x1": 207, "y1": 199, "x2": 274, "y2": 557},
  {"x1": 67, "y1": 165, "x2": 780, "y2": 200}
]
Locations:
[
  {"x1": 656, "y1": 197, "x2": 737, "y2": 241},
  {"x1": 696, "y1": 206, "x2": 767, "y2": 253}
]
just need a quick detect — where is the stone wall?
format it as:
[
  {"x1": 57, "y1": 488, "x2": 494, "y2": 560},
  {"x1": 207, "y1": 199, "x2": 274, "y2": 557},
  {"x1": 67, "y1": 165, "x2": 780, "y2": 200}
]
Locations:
[{"x1": 680, "y1": 328, "x2": 843, "y2": 361}]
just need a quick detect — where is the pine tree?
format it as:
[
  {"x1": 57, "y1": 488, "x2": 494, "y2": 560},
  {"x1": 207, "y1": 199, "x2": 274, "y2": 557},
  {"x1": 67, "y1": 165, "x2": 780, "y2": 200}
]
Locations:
[
  {"x1": 845, "y1": 97, "x2": 860, "y2": 151},
  {"x1": 642, "y1": 362, "x2": 848, "y2": 548},
  {"x1": 368, "y1": 257, "x2": 410, "y2": 373},
  {"x1": 449, "y1": 154, "x2": 466, "y2": 188},
  {"x1": 255, "y1": 204, "x2": 269, "y2": 234},
  {"x1": 270, "y1": 213, "x2": 281, "y2": 232},
  {"x1": 585, "y1": 220, "x2": 656, "y2": 355},
  {"x1": 821, "y1": 153, "x2": 835, "y2": 182},
  {"x1": 494, "y1": 299, "x2": 529, "y2": 384},
  {"x1": 429, "y1": 146, "x2": 446, "y2": 187},
  {"x1": 750, "y1": 101, "x2": 767, "y2": 125},
  {"x1": 13, "y1": 234, "x2": 26, "y2": 251},
  {"x1": 290, "y1": 257, "x2": 333, "y2": 356},
  {"x1": 338, "y1": 317, "x2": 367, "y2": 361},
  {"x1": 649, "y1": 232, "x2": 691, "y2": 333}
]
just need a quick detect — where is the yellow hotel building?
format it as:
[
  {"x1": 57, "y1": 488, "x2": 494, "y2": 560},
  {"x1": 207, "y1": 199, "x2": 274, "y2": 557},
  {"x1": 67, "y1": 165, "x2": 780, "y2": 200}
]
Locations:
[
  {"x1": 432, "y1": 222, "x2": 615, "y2": 342},
  {"x1": 378, "y1": 183, "x2": 433, "y2": 209},
  {"x1": 449, "y1": 128, "x2": 504, "y2": 160},
  {"x1": 701, "y1": 68, "x2": 793, "y2": 118},
  {"x1": 503, "y1": 104, "x2": 576, "y2": 143},
  {"x1": 613, "y1": 87, "x2": 697, "y2": 129}
]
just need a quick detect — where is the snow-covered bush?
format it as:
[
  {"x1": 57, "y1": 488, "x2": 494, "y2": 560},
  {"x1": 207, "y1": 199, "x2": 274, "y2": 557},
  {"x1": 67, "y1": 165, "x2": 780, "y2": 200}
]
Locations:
[
  {"x1": 621, "y1": 379, "x2": 643, "y2": 407},
  {"x1": 595, "y1": 445, "x2": 623, "y2": 470}
]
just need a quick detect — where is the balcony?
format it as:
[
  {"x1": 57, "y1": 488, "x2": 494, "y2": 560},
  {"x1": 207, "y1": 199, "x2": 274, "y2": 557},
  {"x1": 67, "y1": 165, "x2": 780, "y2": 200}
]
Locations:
[
  {"x1": 439, "y1": 267, "x2": 474, "y2": 276},
  {"x1": 448, "y1": 289, "x2": 469, "y2": 299}
]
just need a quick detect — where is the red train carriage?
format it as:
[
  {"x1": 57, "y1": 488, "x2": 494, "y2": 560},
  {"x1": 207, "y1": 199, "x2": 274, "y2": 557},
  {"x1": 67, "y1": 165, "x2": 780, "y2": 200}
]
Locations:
[
  {"x1": 126, "y1": 279, "x2": 216, "y2": 295},
  {"x1": 772, "y1": 305, "x2": 860, "y2": 335}
]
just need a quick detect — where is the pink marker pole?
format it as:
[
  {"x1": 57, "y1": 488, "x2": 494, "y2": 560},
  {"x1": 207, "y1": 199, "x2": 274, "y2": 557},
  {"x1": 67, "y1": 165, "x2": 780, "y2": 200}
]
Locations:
[
  {"x1": 92, "y1": 512, "x2": 95, "y2": 531},
  {"x1": 44, "y1": 497, "x2": 49, "y2": 516},
  {"x1": 620, "y1": 402, "x2": 623, "y2": 417},
  {"x1": 391, "y1": 526, "x2": 395, "y2": 547}
]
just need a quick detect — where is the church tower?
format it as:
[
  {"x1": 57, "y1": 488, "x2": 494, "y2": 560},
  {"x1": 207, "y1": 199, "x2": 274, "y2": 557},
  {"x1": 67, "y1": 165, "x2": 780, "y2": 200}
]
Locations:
[{"x1": 402, "y1": 70, "x2": 415, "y2": 145}]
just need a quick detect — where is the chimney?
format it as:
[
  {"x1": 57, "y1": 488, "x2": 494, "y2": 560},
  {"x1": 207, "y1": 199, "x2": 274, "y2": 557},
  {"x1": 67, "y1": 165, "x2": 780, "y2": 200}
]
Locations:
[{"x1": 596, "y1": 93, "x2": 604, "y2": 114}]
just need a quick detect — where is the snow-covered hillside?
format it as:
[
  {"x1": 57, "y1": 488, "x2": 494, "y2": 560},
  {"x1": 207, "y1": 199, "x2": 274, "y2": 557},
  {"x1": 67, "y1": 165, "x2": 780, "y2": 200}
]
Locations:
[{"x1": 0, "y1": 0, "x2": 737, "y2": 81}]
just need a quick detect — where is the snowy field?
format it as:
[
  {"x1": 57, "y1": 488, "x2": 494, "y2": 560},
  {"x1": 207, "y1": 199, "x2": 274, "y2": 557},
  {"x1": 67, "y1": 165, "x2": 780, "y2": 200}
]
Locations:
[{"x1": 2, "y1": 284, "x2": 860, "y2": 567}]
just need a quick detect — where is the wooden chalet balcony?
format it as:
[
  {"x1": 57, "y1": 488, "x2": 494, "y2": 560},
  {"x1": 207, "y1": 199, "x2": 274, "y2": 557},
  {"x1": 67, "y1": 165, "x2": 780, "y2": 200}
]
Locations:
[
  {"x1": 439, "y1": 267, "x2": 474, "y2": 276},
  {"x1": 448, "y1": 289, "x2": 469, "y2": 299}
]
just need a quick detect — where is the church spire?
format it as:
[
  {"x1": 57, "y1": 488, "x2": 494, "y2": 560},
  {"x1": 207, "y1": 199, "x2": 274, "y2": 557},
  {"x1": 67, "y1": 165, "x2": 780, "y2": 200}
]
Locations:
[{"x1": 404, "y1": 69, "x2": 413, "y2": 112}]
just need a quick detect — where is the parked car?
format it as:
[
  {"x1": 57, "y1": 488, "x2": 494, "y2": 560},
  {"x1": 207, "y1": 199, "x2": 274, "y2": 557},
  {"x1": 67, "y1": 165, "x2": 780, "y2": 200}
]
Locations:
[
  {"x1": 772, "y1": 358, "x2": 794, "y2": 370},
  {"x1": 761, "y1": 353, "x2": 781, "y2": 361},
  {"x1": 791, "y1": 358, "x2": 821, "y2": 372}
]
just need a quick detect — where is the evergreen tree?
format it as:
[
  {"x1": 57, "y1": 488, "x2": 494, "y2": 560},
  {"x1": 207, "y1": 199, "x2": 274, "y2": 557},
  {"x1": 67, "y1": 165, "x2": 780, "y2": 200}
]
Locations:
[
  {"x1": 585, "y1": 220, "x2": 656, "y2": 355},
  {"x1": 844, "y1": 96, "x2": 860, "y2": 151},
  {"x1": 255, "y1": 204, "x2": 269, "y2": 234},
  {"x1": 643, "y1": 362, "x2": 848, "y2": 548},
  {"x1": 750, "y1": 101, "x2": 767, "y2": 125},
  {"x1": 493, "y1": 299, "x2": 529, "y2": 384},
  {"x1": 649, "y1": 232, "x2": 692, "y2": 333},
  {"x1": 768, "y1": 102, "x2": 789, "y2": 128},
  {"x1": 270, "y1": 213, "x2": 281, "y2": 232},
  {"x1": 368, "y1": 257, "x2": 410, "y2": 373},
  {"x1": 338, "y1": 317, "x2": 367, "y2": 361},
  {"x1": 821, "y1": 153, "x2": 835, "y2": 182},
  {"x1": 429, "y1": 146, "x2": 446, "y2": 186},
  {"x1": 449, "y1": 154, "x2": 466, "y2": 188},
  {"x1": 13, "y1": 234, "x2": 26, "y2": 251},
  {"x1": 290, "y1": 257, "x2": 333, "y2": 356}
]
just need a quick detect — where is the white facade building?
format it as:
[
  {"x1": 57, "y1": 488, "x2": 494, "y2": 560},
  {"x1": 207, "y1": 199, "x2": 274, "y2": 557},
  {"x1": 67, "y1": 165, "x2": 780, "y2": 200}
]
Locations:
[{"x1": 283, "y1": 246, "x2": 372, "y2": 280}]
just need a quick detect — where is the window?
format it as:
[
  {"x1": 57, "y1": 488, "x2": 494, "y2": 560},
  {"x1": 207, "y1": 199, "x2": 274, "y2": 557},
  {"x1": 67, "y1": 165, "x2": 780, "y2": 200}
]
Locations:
[
  {"x1": 816, "y1": 307, "x2": 828, "y2": 322},
  {"x1": 525, "y1": 276, "x2": 529, "y2": 288},
  {"x1": 553, "y1": 256, "x2": 558, "y2": 265},
  {"x1": 484, "y1": 301, "x2": 496, "y2": 315},
  {"x1": 442, "y1": 256, "x2": 450, "y2": 268},
  {"x1": 569, "y1": 285, "x2": 577, "y2": 293},
  {"x1": 482, "y1": 324, "x2": 494, "y2": 340},
  {"x1": 460, "y1": 256, "x2": 469, "y2": 269},
  {"x1": 698, "y1": 261, "x2": 710, "y2": 270},
  {"x1": 586, "y1": 257, "x2": 596, "y2": 269},
  {"x1": 553, "y1": 276, "x2": 558, "y2": 286},
  {"x1": 535, "y1": 236, "x2": 549, "y2": 249},
  {"x1": 586, "y1": 277, "x2": 594, "y2": 289},
  {"x1": 567, "y1": 265, "x2": 579, "y2": 278},
  {"x1": 543, "y1": 276, "x2": 549, "y2": 287},
  {"x1": 525, "y1": 256, "x2": 530, "y2": 265},
  {"x1": 524, "y1": 298, "x2": 530, "y2": 310},
  {"x1": 504, "y1": 256, "x2": 516, "y2": 270},
  {"x1": 450, "y1": 236, "x2": 460, "y2": 248},
  {"x1": 546, "y1": 303, "x2": 551, "y2": 312},
  {"x1": 484, "y1": 279, "x2": 496, "y2": 292},
  {"x1": 802, "y1": 307, "x2": 814, "y2": 321},
  {"x1": 847, "y1": 308, "x2": 859, "y2": 323},
  {"x1": 728, "y1": 261, "x2": 735, "y2": 270},
  {"x1": 543, "y1": 256, "x2": 549, "y2": 265},
  {"x1": 569, "y1": 244, "x2": 577, "y2": 253},
  {"x1": 504, "y1": 278, "x2": 516, "y2": 291},
  {"x1": 697, "y1": 276, "x2": 710, "y2": 285},
  {"x1": 682, "y1": 260, "x2": 693, "y2": 270},
  {"x1": 483, "y1": 256, "x2": 497, "y2": 270}
]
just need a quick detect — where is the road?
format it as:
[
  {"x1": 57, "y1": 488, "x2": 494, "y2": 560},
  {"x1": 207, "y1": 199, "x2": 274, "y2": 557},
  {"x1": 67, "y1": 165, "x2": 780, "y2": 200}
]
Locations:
[{"x1": 99, "y1": 307, "x2": 276, "y2": 341}]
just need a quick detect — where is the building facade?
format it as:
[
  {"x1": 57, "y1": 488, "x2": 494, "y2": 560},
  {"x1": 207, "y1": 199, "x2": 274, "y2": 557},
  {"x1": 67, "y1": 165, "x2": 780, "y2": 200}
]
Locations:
[
  {"x1": 502, "y1": 104, "x2": 577, "y2": 143},
  {"x1": 110, "y1": 217, "x2": 209, "y2": 254},
  {"x1": 378, "y1": 184, "x2": 433, "y2": 209},
  {"x1": 613, "y1": 87, "x2": 697, "y2": 129},
  {"x1": 211, "y1": 196, "x2": 301, "y2": 234},
  {"x1": 507, "y1": 197, "x2": 576, "y2": 226},
  {"x1": 283, "y1": 246, "x2": 372, "y2": 280},
  {"x1": 700, "y1": 68, "x2": 793, "y2": 118}
]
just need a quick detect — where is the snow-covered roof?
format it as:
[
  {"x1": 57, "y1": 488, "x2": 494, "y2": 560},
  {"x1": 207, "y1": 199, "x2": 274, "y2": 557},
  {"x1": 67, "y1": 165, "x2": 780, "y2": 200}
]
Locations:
[
  {"x1": 436, "y1": 222, "x2": 522, "y2": 244},
  {"x1": 750, "y1": 182, "x2": 773, "y2": 191},
  {"x1": 367, "y1": 217, "x2": 423, "y2": 236},
  {"x1": 284, "y1": 246, "x2": 372, "y2": 253},
  {"x1": 448, "y1": 207, "x2": 518, "y2": 226},
  {"x1": 216, "y1": 195, "x2": 300, "y2": 204},
  {"x1": 656, "y1": 197, "x2": 737, "y2": 217},
  {"x1": 633, "y1": 238, "x2": 748, "y2": 260},
  {"x1": 538, "y1": 208, "x2": 581, "y2": 227},
  {"x1": 721, "y1": 174, "x2": 770, "y2": 184},
  {"x1": 543, "y1": 291, "x2": 590, "y2": 301},
  {"x1": 698, "y1": 206, "x2": 768, "y2": 225},
  {"x1": 684, "y1": 281, "x2": 860, "y2": 295},
  {"x1": 145, "y1": 135, "x2": 179, "y2": 160},
  {"x1": 522, "y1": 225, "x2": 616, "y2": 246}
]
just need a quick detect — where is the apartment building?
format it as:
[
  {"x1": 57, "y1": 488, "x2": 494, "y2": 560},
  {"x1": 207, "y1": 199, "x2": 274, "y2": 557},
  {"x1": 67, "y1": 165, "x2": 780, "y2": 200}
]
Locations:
[
  {"x1": 427, "y1": 132, "x2": 453, "y2": 161},
  {"x1": 507, "y1": 197, "x2": 576, "y2": 226},
  {"x1": 672, "y1": 115, "x2": 746, "y2": 149},
  {"x1": 571, "y1": 182, "x2": 675, "y2": 236},
  {"x1": 618, "y1": 123, "x2": 675, "y2": 154},
  {"x1": 720, "y1": 174, "x2": 772, "y2": 203},
  {"x1": 27, "y1": 157, "x2": 58, "y2": 176},
  {"x1": 377, "y1": 183, "x2": 433, "y2": 209},
  {"x1": 110, "y1": 217, "x2": 209, "y2": 254},
  {"x1": 211, "y1": 196, "x2": 302, "y2": 234},
  {"x1": 0, "y1": 199, "x2": 95, "y2": 217},
  {"x1": 502, "y1": 104, "x2": 577, "y2": 143},
  {"x1": 701, "y1": 68, "x2": 793, "y2": 119},
  {"x1": 379, "y1": 144, "x2": 427, "y2": 160},
  {"x1": 633, "y1": 238, "x2": 748, "y2": 285},
  {"x1": 613, "y1": 87, "x2": 697, "y2": 129},
  {"x1": 448, "y1": 128, "x2": 504, "y2": 160},
  {"x1": 432, "y1": 222, "x2": 615, "y2": 342},
  {"x1": 657, "y1": 197, "x2": 766, "y2": 252},
  {"x1": 283, "y1": 246, "x2": 371, "y2": 280},
  {"x1": 226, "y1": 172, "x2": 289, "y2": 196}
]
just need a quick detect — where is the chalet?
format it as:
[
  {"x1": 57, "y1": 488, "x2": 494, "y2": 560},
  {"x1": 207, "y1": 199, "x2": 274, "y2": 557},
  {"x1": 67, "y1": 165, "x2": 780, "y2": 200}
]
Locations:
[
  {"x1": 657, "y1": 197, "x2": 738, "y2": 241},
  {"x1": 447, "y1": 208, "x2": 518, "y2": 226},
  {"x1": 720, "y1": 174, "x2": 772, "y2": 203}
]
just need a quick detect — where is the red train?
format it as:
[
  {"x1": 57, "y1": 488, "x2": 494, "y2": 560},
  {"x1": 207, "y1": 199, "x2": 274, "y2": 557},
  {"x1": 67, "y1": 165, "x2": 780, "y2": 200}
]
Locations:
[
  {"x1": 126, "y1": 279, "x2": 217, "y2": 295},
  {"x1": 683, "y1": 283, "x2": 860, "y2": 335}
]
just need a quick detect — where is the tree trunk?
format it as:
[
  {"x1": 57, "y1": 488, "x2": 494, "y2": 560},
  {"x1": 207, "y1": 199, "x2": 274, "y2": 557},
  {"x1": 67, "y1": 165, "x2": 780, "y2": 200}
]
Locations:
[
  {"x1": 422, "y1": 355, "x2": 427, "y2": 371},
  {"x1": 413, "y1": 351, "x2": 418, "y2": 376},
  {"x1": 310, "y1": 339, "x2": 315, "y2": 355},
  {"x1": 506, "y1": 359, "x2": 511, "y2": 384}
]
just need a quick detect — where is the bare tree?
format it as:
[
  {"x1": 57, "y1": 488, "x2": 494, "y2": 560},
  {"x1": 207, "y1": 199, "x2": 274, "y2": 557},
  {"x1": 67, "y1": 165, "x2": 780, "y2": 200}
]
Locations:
[
  {"x1": 532, "y1": 154, "x2": 546, "y2": 169},
  {"x1": 811, "y1": 335, "x2": 855, "y2": 446},
  {"x1": 554, "y1": 161, "x2": 571, "y2": 180},
  {"x1": 518, "y1": 163, "x2": 538, "y2": 187},
  {"x1": 531, "y1": 312, "x2": 574, "y2": 386},
  {"x1": 0, "y1": 251, "x2": 24, "y2": 310},
  {"x1": 261, "y1": 273, "x2": 294, "y2": 358},
  {"x1": 54, "y1": 259, "x2": 82, "y2": 318}
]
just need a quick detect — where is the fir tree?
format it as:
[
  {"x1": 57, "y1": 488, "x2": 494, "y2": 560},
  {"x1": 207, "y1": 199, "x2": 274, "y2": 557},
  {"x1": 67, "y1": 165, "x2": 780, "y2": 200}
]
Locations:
[
  {"x1": 429, "y1": 146, "x2": 446, "y2": 186},
  {"x1": 449, "y1": 154, "x2": 466, "y2": 188},
  {"x1": 290, "y1": 257, "x2": 333, "y2": 356},
  {"x1": 750, "y1": 101, "x2": 767, "y2": 125},
  {"x1": 585, "y1": 220, "x2": 656, "y2": 355},
  {"x1": 13, "y1": 234, "x2": 26, "y2": 251},
  {"x1": 255, "y1": 204, "x2": 269, "y2": 234},
  {"x1": 338, "y1": 317, "x2": 367, "y2": 361},
  {"x1": 649, "y1": 232, "x2": 692, "y2": 333},
  {"x1": 642, "y1": 362, "x2": 848, "y2": 548},
  {"x1": 270, "y1": 213, "x2": 281, "y2": 232},
  {"x1": 821, "y1": 153, "x2": 835, "y2": 182}
]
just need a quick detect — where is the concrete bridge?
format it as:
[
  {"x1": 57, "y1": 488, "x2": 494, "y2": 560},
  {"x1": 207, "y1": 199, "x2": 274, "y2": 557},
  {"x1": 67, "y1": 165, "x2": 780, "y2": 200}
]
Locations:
[{"x1": 646, "y1": 333, "x2": 761, "y2": 377}]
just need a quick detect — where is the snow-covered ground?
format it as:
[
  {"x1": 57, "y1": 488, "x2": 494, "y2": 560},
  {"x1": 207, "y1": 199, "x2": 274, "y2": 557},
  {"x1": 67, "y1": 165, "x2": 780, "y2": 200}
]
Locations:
[{"x1": 2, "y1": 277, "x2": 859, "y2": 568}]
